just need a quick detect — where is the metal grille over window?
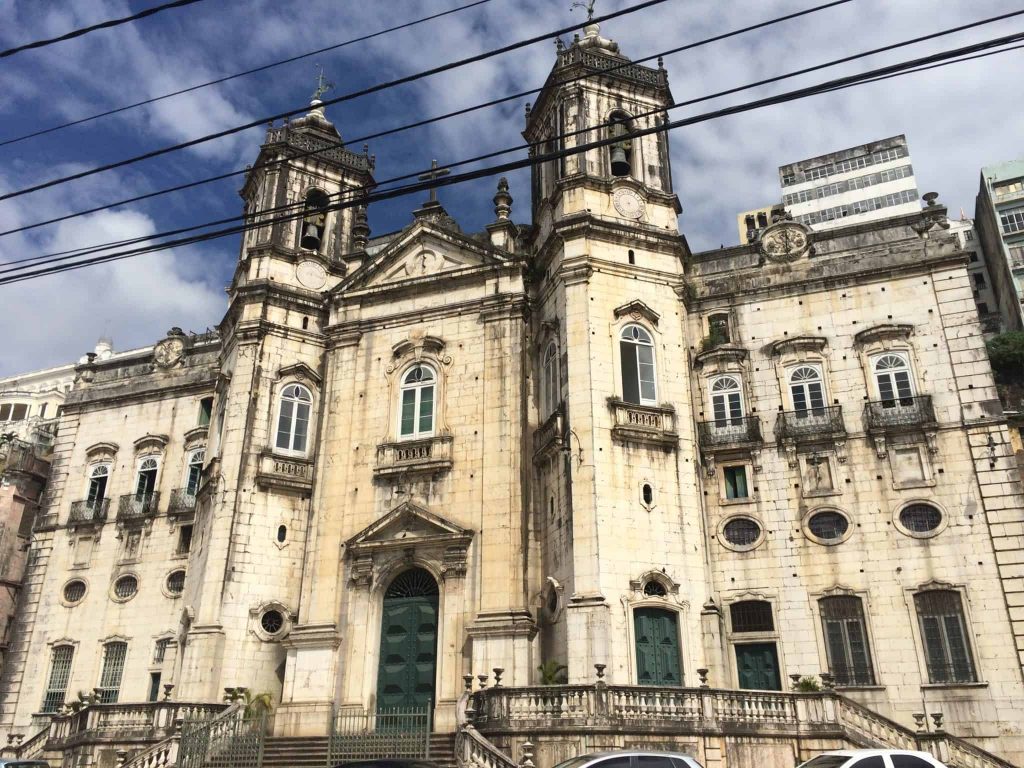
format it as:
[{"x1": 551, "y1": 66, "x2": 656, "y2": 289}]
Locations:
[
  {"x1": 730, "y1": 600, "x2": 774, "y2": 633},
  {"x1": 97, "y1": 641, "x2": 128, "y2": 703},
  {"x1": 914, "y1": 590, "x2": 977, "y2": 683},
  {"x1": 385, "y1": 568, "x2": 439, "y2": 599},
  {"x1": 153, "y1": 638, "x2": 171, "y2": 663},
  {"x1": 260, "y1": 609, "x2": 285, "y2": 635},
  {"x1": 113, "y1": 575, "x2": 138, "y2": 600},
  {"x1": 42, "y1": 645, "x2": 74, "y2": 713},
  {"x1": 820, "y1": 596, "x2": 875, "y2": 686},
  {"x1": 166, "y1": 570, "x2": 186, "y2": 595},
  {"x1": 900, "y1": 503, "x2": 942, "y2": 533},
  {"x1": 643, "y1": 580, "x2": 667, "y2": 597},
  {"x1": 63, "y1": 579, "x2": 87, "y2": 604},
  {"x1": 808, "y1": 511, "x2": 849, "y2": 542},
  {"x1": 722, "y1": 517, "x2": 761, "y2": 547}
]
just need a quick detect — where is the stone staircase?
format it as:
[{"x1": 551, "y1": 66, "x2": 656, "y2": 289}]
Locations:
[{"x1": 260, "y1": 732, "x2": 455, "y2": 768}]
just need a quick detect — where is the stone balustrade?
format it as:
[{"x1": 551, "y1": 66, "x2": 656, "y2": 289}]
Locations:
[
  {"x1": 374, "y1": 434, "x2": 454, "y2": 477},
  {"x1": 607, "y1": 399, "x2": 678, "y2": 449},
  {"x1": 47, "y1": 701, "x2": 226, "y2": 747},
  {"x1": 255, "y1": 451, "x2": 314, "y2": 493},
  {"x1": 532, "y1": 407, "x2": 565, "y2": 462}
]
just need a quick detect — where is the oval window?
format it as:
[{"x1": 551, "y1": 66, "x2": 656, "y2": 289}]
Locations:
[
  {"x1": 900, "y1": 503, "x2": 942, "y2": 533},
  {"x1": 63, "y1": 579, "x2": 87, "y2": 604},
  {"x1": 642, "y1": 483, "x2": 653, "y2": 505},
  {"x1": 722, "y1": 518, "x2": 762, "y2": 547},
  {"x1": 113, "y1": 575, "x2": 138, "y2": 601},
  {"x1": 277, "y1": 525, "x2": 287, "y2": 543},
  {"x1": 166, "y1": 570, "x2": 186, "y2": 595},
  {"x1": 808, "y1": 511, "x2": 849, "y2": 542}
]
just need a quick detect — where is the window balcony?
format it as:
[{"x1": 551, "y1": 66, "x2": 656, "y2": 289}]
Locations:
[
  {"x1": 256, "y1": 451, "x2": 314, "y2": 494},
  {"x1": 863, "y1": 395, "x2": 936, "y2": 433},
  {"x1": 697, "y1": 415, "x2": 762, "y2": 451},
  {"x1": 607, "y1": 398, "x2": 678, "y2": 450},
  {"x1": 167, "y1": 488, "x2": 197, "y2": 515},
  {"x1": 69, "y1": 499, "x2": 109, "y2": 527},
  {"x1": 117, "y1": 492, "x2": 160, "y2": 524},
  {"x1": 374, "y1": 435, "x2": 453, "y2": 478},
  {"x1": 533, "y1": 406, "x2": 565, "y2": 463},
  {"x1": 775, "y1": 405, "x2": 846, "y2": 443}
]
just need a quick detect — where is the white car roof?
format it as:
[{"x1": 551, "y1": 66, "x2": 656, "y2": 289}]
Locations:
[{"x1": 819, "y1": 750, "x2": 937, "y2": 757}]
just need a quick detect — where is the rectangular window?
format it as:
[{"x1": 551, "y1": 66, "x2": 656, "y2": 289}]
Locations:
[
  {"x1": 9, "y1": 404, "x2": 27, "y2": 421},
  {"x1": 724, "y1": 466, "x2": 749, "y2": 499},
  {"x1": 0, "y1": 404, "x2": 9, "y2": 421},
  {"x1": 1000, "y1": 206, "x2": 1024, "y2": 234},
  {"x1": 42, "y1": 646, "x2": 75, "y2": 713},
  {"x1": 973, "y1": 273, "x2": 986, "y2": 288},
  {"x1": 964, "y1": 228, "x2": 975, "y2": 241},
  {"x1": 153, "y1": 638, "x2": 171, "y2": 663},
  {"x1": 39, "y1": 403, "x2": 47, "y2": 418},
  {"x1": 806, "y1": 166, "x2": 829, "y2": 181},
  {"x1": 820, "y1": 597, "x2": 875, "y2": 686},
  {"x1": 148, "y1": 672, "x2": 162, "y2": 702},
  {"x1": 198, "y1": 397, "x2": 213, "y2": 427},
  {"x1": 781, "y1": 173, "x2": 796, "y2": 186},
  {"x1": 1011, "y1": 245, "x2": 1024, "y2": 267},
  {"x1": 97, "y1": 642, "x2": 128, "y2": 703},
  {"x1": 915, "y1": 591, "x2": 977, "y2": 683},
  {"x1": 418, "y1": 385, "x2": 434, "y2": 434},
  {"x1": 969, "y1": 252, "x2": 979, "y2": 262},
  {"x1": 978, "y1": 302, "x2": 990, "y2": 315},
  {"x1": 177, "y1": 525, "x2": 193, "y2": 556}
]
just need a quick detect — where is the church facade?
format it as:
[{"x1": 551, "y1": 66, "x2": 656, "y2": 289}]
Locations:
[{"x1": 2, "y1": 20, "x2": 1024, "y2": 765}]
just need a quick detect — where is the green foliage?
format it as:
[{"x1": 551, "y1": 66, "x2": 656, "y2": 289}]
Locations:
[
  {"x1": 987, "y1": 331, "x2": 1024, "y2": 375},
  {"x1": 795, "y1": 675, "x2": 821, "y2": 692},
  {"x1": 700, "y1": 325, "x2": 729, "y2": 353},
  {"x1": 537, "y1": 660, "x2": 568, "y2": 686},
  {"x1": 243, "y1": 690, "x2": 274, "y2": 718}
]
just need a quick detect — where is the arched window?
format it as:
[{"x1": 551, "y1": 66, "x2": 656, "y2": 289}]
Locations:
[
  {"x1": 399, "y1": 365, "x2": 435, "y2": 439},
  {"x1": 300, "y1": 189, "x2": 330, "y2": 251},
  {"x1": 542, "y1": 342, "x2": 559, "y2": 416},
  {"x1": 275, "y1": 384, "x2": 312, "y2": 454},
  {"x1": 608, "y1": 111, "x2": 633, "y2": 177},
  {"x1": 874, "y1": 353, "x2": 914, "y2": 406},
  {"x1": 134, "y1": 457, "x2": 159, "y2": 499},
  {"x1": 620, "y1": 324, "x2": 656, "y2": 405},
  {"x1": 914, "y1": 590, "x2": 977, "y2": 683},
  {"x1": 710, "y1": 376, "x2": 743, "y2": 426},
  {"x1": 184, "y1": 449, "x2": 205, "y2": 498},
  {"x1": 819, "y1": 596, "x2": 875, "y2": 686},
  {"x1": 789, "y1": 365, "x2": 825, "y2": 415},
  {"x1": 87, "y1": 464, "x2": 110, "y2": 510}
]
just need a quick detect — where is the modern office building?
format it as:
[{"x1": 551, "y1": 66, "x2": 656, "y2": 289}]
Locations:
[{"x1": 975, "y1": 160, "x2": 1024, "y2": 331}]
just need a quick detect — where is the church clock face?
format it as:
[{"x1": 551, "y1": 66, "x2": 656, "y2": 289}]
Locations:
[
  {"x1": 296, "y1": 260, "x2": 328, "y2": 290},
  {"x1": 612, "y1": 188, "x2": 646, "y2": 220},
  {"x1": 760, "y1": 222, "x2": 811, "y2": 262}
]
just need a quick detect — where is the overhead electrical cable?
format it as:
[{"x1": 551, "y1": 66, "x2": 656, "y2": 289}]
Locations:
[
  {"x1": 0, "y1": 0, "x2": 205, "y2": 59},
  {"x1": 4, "y1": 2, "x2": 1019, "y2": 241},
  {"x1": 3, "y1": 27, "x2": 1021, "y2": 286},
  {"x1": 0, "y1": 0, "x2": 494, "y2": 148},
  {"x1": 0, "y1": 0, "x2": 671, "y2": 203}
]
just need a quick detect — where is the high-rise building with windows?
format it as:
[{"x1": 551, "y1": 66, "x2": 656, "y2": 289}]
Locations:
[
  {"x1": 975, "y1": 159, "x2": 1024, "y2": 331},
  {"x1": 778, "y1": 135, "x2": 920, "y2": 230}
]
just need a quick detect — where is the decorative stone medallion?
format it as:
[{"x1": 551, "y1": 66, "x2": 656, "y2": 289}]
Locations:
[
  {"x1": 153, "y1": 337, "x2": 185, "y2": 368},
  {"x1": 296, "y1": 259, "x2": 327, "y2": 290},
  {"x1": 759, "y1": 221, "x2": 812, "y2": 262},
  {"x1": 612, "y1": 188, "x2": 646, "y2": 220},
  {"x1": 405, "y1": 249, "x2": 442, "y2": 277}
]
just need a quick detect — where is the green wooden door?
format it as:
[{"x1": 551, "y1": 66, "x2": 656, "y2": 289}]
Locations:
[
  {"x1": 634, "y1": 608, "x2": 682, "y2": 686},
  {"x1": 376, "y1": 569, "x2": 439, "y2": 712},
  {"x1": 735, "y1": 642, "x2": 782, "y2": 690}
]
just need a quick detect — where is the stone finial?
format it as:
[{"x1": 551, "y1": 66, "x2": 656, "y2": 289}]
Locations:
[
  {"x1": 819, "y1": 672, "x2": 835, "y2": 690},
  {"x1": 162, "y1": 683, "x2": 175, "y2": 701},
  {"x1": 912, "y1": 713, "x2": 926, "y2": 731},
  {"x1": 697, "y1": 668, "x2": 710, "y2": 688},
  {"x1": 931, "y1": 711, "x2": 944, "y2": 732},
  {"x1": 352, "y1": 205, "x2": 371, "y2": 250},
  {"x1": 493, "y1": 178, "x2": 513, "y2": 221},
  {"x1": 224, "y1": 687, "x2": 237, "y2": 702},
  {"x1": 116, "y1": 749, "x2": 129, "y2": 768},
  {"x1": 463, "y1": 674, "x2": 475, "y2": 692},
  {"x1": 492, "y1": 668, "x2": 504, "y2": 687},
  {"x1": 789, "y1": 674, "x2": 802, "y2": 690},
  {"x1": 520, "y1": 740, "x2": 535, "y2": 768},
  {"x1": 477, "y1": 674, "x2": 489, "y2": 690},
  {"x1": 594, "y1": 663, "x2": 606, "y2": 680}
]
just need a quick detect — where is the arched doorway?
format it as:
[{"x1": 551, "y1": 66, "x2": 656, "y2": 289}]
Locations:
[
  {"x1": 376, "y1": 568, "x2": 439, "y2": 711},
  {"x1": 634, "y1": 607, "x2": 682, "y2": 686}
]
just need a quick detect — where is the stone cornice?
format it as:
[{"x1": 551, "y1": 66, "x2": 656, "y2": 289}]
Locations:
[
  {"x1": 694, "y1": 345, "x2": 748, "y2": 369},
  {"x1": 770, "y1": 336, "x2": 829, "y2": 357},
  {"x1": 854, "y1": 323, "x2": 915, "y2": 346}
]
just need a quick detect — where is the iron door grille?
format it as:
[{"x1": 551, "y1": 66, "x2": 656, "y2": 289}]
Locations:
[
  {"x1": 98, "y1": 641, "x2": 128, "y2": 703},
  {"x1": 42, "y1": 645, "x2": 75, "y2": 713}
]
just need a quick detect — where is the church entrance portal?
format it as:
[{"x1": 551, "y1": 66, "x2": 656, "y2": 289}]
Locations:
[
  {"x1": 634, "y1": 607, "x2": 682, "y2": 686},
  {"x1": 376, "y1": 568, "x2": 439, "y2": 712}
]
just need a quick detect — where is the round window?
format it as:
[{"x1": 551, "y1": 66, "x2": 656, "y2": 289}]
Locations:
[
  {"x1": 643, "y1": 580, "x2": 667, "y2": 597},
  {"x1": 166, "y1": 570, "x2": 186, "y2": 595},
  {"x1": 899, "y1": 503, "x2": 942, "y2": 533},
  {"x1": 63, "y1": 579, "x2": 87, "y2": 604},
  {"x1": 807, "y1": 511, "x2": 849, "y2": 543},
  {"x1": 722, "y1": 518, "x2": 762, "y2": 547},
  {"x1": 260, "y1": 609, "x2": 284, "y2": 635},
  {"x1": 113, "y1": 575, "x2": 138, "y2": 601}
]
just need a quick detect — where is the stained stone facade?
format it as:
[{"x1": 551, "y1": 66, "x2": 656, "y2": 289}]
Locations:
[{"x1": 2, "y1": 20, "x2": 1024, "y2": 766}]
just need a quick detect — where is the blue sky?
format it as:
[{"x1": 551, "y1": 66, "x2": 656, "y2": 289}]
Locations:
[{"x1": 1, "y1": 0, "x2": 1022, "y2": 375}]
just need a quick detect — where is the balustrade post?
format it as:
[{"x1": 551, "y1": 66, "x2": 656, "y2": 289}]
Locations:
[
  {"x1": 115, "y1": 749, "x2": 128, "y2": 768},
  {"x1": 520, "y1": 739, "x2": 535, "y2": 768},
  {"x1": 912, "y1": 713, "x2": 926, "y2": 732},
  {"x1": 493, "y1": 668, "x2": 504, "y2": 687},
  {"x1": 699, "y1": 688, "x2": 717, "y2": 729},
  {"x1": 594, "y1": 664, "x2": 608, "y2": 721}
]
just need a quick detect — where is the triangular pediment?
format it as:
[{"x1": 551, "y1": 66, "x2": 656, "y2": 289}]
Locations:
[
  {"x1": 346, "y1": 501, "x2": 473, "y2": 552},
  {"x1": 336, "y1": 221, "x2": 509, "y2": 293}
]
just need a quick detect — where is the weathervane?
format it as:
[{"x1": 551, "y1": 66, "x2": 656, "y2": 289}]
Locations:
[
  {"x1": 570, "y1": 0, "x2": 596, "y2": 21},
  {"x1": 312, "y1": 64, "x2": 335, "y2": 102}
]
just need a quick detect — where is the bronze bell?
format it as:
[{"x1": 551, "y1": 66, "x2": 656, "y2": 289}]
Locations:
[
  {"x1": 300, "y1": 222, "x2": 321, "y2": 250},
  {"x1": 610, "y1": 145, "x2": 631, "y2": 177}
]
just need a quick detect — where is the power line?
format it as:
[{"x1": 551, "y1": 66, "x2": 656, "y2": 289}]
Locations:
[
  {"x1": 0, "y1": 0, "x2": 670, "y2": 203},
  {"x1": 4, "y1": 28, "x2": 1020, "y2": 286},
  {"x1": 0, "y1": 0, "x2": 205, "y2": 59},
  {"x1": 4, "y1": 2, "x2": 1017, "y2": 250},
  {"x1": 0, "y1": 0, "x2": 494, "y2": 148}
]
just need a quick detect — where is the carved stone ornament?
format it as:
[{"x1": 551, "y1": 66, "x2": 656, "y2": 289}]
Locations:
[
  {"x1": 759, "y1": 221, "x2": 812, "y2": 263},
  {"x1": 153, "y1": 337, "x2": 185, "y2": 368},
  {"x1": 612, "y1": 188, "x2": 646, "y2": 220},
  {"x1": 405, "y1": 249, "x2": 443, "y2": 277}
]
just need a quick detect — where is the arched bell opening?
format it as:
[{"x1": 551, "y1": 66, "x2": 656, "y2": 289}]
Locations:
[{"x1": 300, "y1": 189, "x2": 330, "y2": 251}]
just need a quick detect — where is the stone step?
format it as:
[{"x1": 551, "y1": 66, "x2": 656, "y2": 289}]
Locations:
[{"x1": 260, "y1": 733, "x2": 457, "y2": 768}]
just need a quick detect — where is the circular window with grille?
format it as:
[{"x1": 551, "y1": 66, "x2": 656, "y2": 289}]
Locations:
[
  {"x1": 260, "y1": 609, "x2": 284, "y2": 635},
  {"x1": 805, "y1": 509, "x2": 851, "y2": 545},
  {"x1": 719, "y1": 516, "x2": 764, "y2": 551},
  {"x1": 111, "y1": 575, "x2": 138, "y2": 602},
  {"x1": 896, "y1": 502, "x2": 944, "y2": 538},
  {"x1": 165, "y1": 570, "x2": 186, "y2": 596},
  {"x1": 62, "y1": 579, "x2": 87, "y2": 606}
]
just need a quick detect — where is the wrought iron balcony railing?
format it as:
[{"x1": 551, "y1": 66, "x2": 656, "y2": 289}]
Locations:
[
  {"x1": 69, "y1": 498, "x2": 109, "y2": 525},
  {"x1": 863, "y1": 395, "x2": 935, "y2": 432},
  {"x1": 697, "y1": 415, "x2": 762, "y2": 449},
  {"x1": 117, "y1": 492, "x2": 160, "y2": 522},
  {"x1": 168, "y1": 488, "x2": 197, "y2": 514},
  {"x1": 828, "y1": 664, "x2": 876, "y2": 687},
  {"x1": 775, "y1": 405, "x2": 846, "y2": 442}
]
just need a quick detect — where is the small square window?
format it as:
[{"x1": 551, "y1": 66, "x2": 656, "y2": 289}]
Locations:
[
  {"x1": 724, "y1": 466, "x2": 749, "y2": 499},
  {"x1": 198, "y1": 397, "x2": 214, "y2": 427}
]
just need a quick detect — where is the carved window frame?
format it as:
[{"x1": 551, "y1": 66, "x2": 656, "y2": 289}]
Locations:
[
  {"x1": 807, "y1": 585, "x2": 882, "y2": 689},
  {"x1": 617, "y1": 322, "x2": 659, "y2": 406},
  {"x1": 272, "y1": 382, "x2": 315, "y2": 458},
  {"x1": 621, "y1": 569, "x2": 689, "y2": 686},
  {"x1": 397, "y1": 362, "x2": 438, "y2": 441}
]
